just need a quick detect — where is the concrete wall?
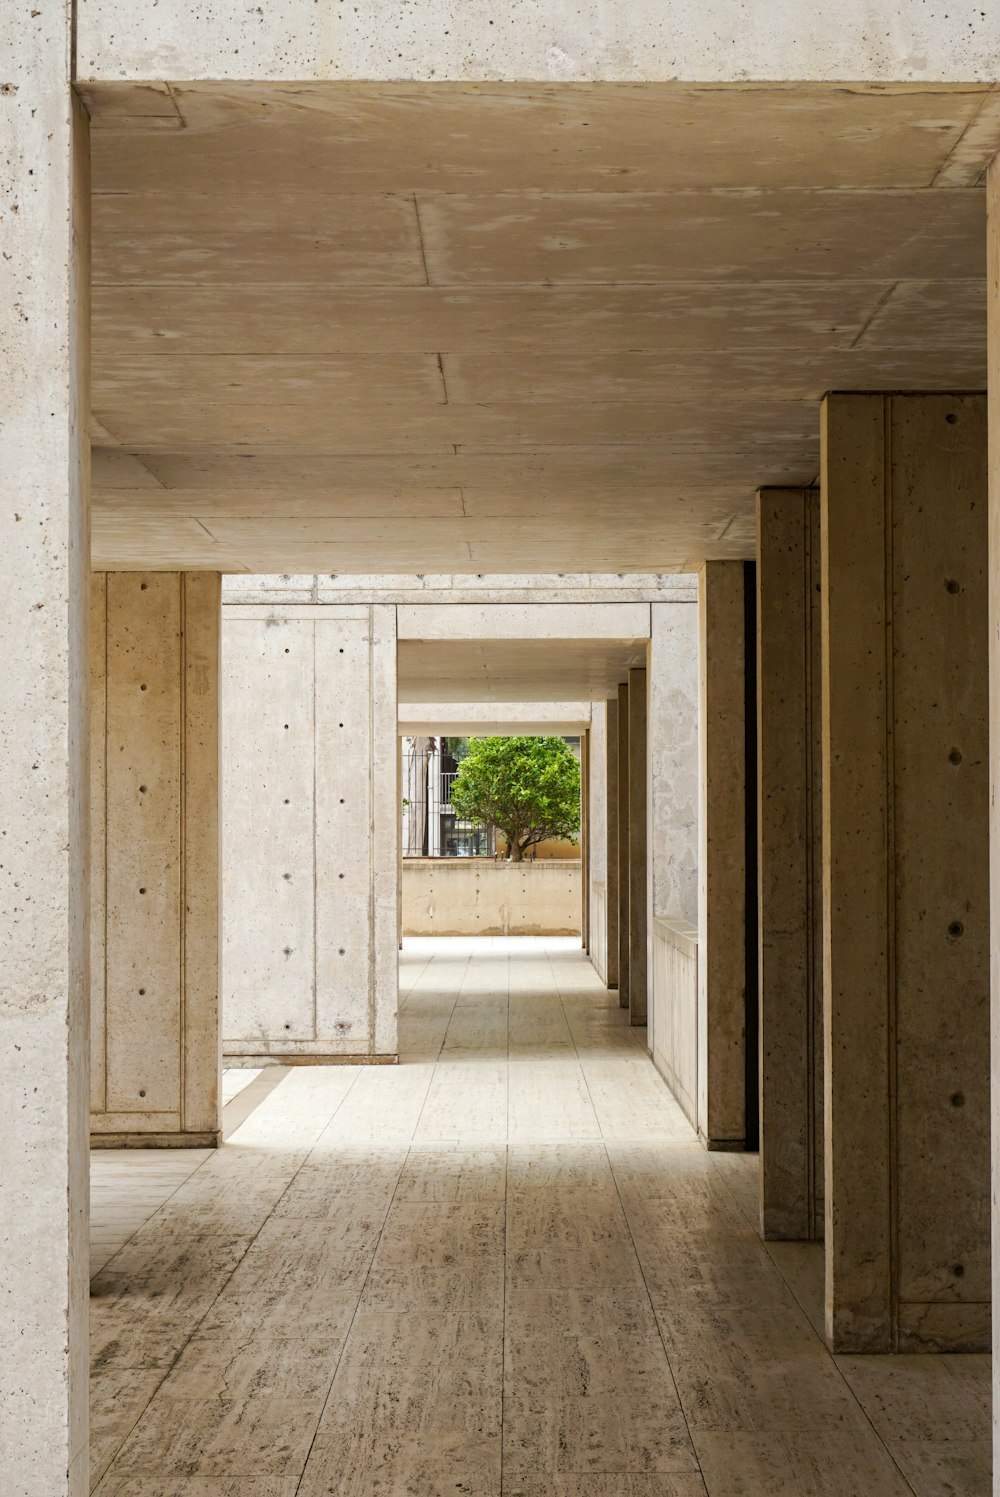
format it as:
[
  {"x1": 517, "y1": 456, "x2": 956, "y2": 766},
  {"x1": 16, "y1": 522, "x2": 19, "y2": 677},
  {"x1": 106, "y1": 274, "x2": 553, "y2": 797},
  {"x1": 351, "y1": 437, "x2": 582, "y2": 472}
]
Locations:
[
  {"x1": 651, "y1": 918, "x2": 699, "y2": 1130},
  {"x1": 76, "y1": 2, "x2": 998, "y2": 82},
  {"x1": 90, "y1": 573, "x2": 221, "y2": 1147},
  {"x1": 989, "y1": 156, "x2": 1000, "y2": 1497},
  {"x1": 822, "y1": 393, "x2": 989, "y2": 1353},
  {"x1": 402, "y1": 859, "x2": 581, "y2": 936},
  {"x1": 697, "y1": 561, "x2": 751, "y2": 1151},
  {"x1": 588, "y1": 702, "x2": 610, "y2": 983},
  {"x1": 221, "y1": 604, "x2": 398, "y2": 1060},
  {"x1": 646, "y1": 599, "x2": 699, "y2": 1064},
  {"x1": 757, "y1": 488, "x2": 824, "y2": 1243}
]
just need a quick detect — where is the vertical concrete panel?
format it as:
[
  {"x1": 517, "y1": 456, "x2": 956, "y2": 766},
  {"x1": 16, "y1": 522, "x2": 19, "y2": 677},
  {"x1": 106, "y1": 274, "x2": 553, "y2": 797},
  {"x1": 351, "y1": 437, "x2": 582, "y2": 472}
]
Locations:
[
  {"x1": 90, "y1": 574, "x2": 108, "y2": 1115},
  {"x1": 988, "y1": 157, "x2": 1000, "y2": 1490},
  {"x1": 105, "y1": 574, "x2": 183, "y2": 1116},
  {"x1": 647, "y1": 601, "x2": 700, "y2": 1120},
  {"x1": 316, "y1": 615, "x2": 374, "y2": 1048},
  {"x1": 822, "y1": 392, "x2": 989, "y2": 1353},
  {"x1": 581, "y1": 730, "x2": 590, "y2": 952},
  {"x1": 605, "y1": 696, "x2": 620, "y2": 989},
  {"x1": 890, "y1": 395, "x2": 989, "y2": 1350},
  {"x1": 697, "y1": 562, "x2": 747, "y2": 1149},
  {"x1": 757, "y1": 487, "x2": 823, "y2": 1242},
  {"x1": 223, "y1": 618, "x2": 316, "y2": 1043},
  {"x1": 0, "y1": 55, "x2": 89, "y2": 1492},
  {"x1": 617, "y1": 680, "x2": 631, "y2": 1010},
  {"x1": 222, "y1": 600, "x2": 398, "y2": 1060},
  {"x1": 370, "y1": 605, "x2": 400, "y2": 1056},
  {"x1": 588, "y1": 703, "x2": 609, "y2": 983},
  {"x1": 182, "y1": 573, "x2": 221, "y2": 1136},
  {"x1": 648, "y1": 602, "x2": 699, "y2": 927},
  {"x1": 92, "y1": 573, "x2": 221, "y2": 1145},
  {"x1": 821, "y1": 394, "x2": 893, "y2": 1351},
  {"x1": 628, "y1": 665, "x2": 648, "y2": 1026}
]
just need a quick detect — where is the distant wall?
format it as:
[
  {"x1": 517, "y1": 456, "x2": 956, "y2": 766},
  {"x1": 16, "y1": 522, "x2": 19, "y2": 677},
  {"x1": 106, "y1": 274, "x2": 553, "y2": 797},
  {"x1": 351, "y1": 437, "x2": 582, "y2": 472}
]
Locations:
[{"x1": 403, "y1": 859, "x2": 581, "y2": 936}]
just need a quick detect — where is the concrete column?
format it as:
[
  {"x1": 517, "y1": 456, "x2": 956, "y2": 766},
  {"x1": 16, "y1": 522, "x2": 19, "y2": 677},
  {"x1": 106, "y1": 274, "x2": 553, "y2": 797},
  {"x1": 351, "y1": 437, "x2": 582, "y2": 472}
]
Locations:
[
  {"x1": 616, "y1": 680, "x2": 631, "y2": 1009},
  {"x1": 989, "y1": 158, "x2": 1000, "y2": 1489},
  {"x1": 627, "y1": 666, "x2": 648, "y2": 1026},
  {"x1": 90, "y1": 573, "x2": 222, "y2": 1147},
  {"x1": 222, "y1": 602, "x2": 399, "y2": 1060},
  {"x1": 0, "y1": 32, "x2": 90, "y2": 1494},
  {"x1": 605, "y1": 695, "x2": 620, "y2": 989},
  {"x1": 587, "y1": 704, "x2": 609, "y2": 982},
  {"x1": 698, "y1": 562, "x2": 752, "y2": 1150},
  {"x1": 647, "y1": 599, "x2": 699, "y2": 1095},
  {"x1": 822, "y1": 392, "x2": 989, "y2": 1353},
  {"x1": 648, "y1": 602, "x2": 699, "y2": 928},
  {"x1": 756, "y1": 488, "x2": 823, "y2": 1242},
  {"x1": 580, "y1": 729, "x2": 590, "y2": 952}
]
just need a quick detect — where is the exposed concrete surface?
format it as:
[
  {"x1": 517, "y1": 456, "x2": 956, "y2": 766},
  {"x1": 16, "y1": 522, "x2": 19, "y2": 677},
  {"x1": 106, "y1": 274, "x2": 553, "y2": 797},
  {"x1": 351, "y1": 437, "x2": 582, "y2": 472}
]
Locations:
[
  {"x1": 83, "y1": 84, "x2": 992, "y2": 574},
  {"x1": 0, "y1": 19, "x2": 90, "y2": 1487},
  {"x1": 697, "y1": 561, "x2": 749, "y2": 1151},
  {"x1": 90, "y1": 573, "x2": 222, "y2": 1148},
  {"x1": 651, "y1": 916, "x2": 699, "y2": 1129},
  {"x1": 587, "y1": 702, "x2": 610, "y2": 985},
  {"x1": 822, "y1": 393, "x2": 990, "y2": 1354},
  {"x1": 398, "y1": 636, "x2": 649, "y2": 703},
  {"x1": 988, "y1": 155, "x2": 1000, "y2": 1497},
  {"x1": 75, "y1": 3, "x2": 1000, "y2": 82},
  {"x1": 756, "y1": 489, "x2": 824, "y2": 1244},
  {"x1": 627, "y1": 665, "x2": 648, "y2": 1026},
  {"x1": 225, "y1": 574, "x2": 698, "y2": 605},
  {"x1": 221, "y1": 604, "x2": 398, "y2": 1060},
  {"x1": 646, "y1": 600, "x2": 699, "y2": 1070},
  {"x1": 402, "y1": 860, "x2": 582, "y2": 936},
  {"x1": 399, "y1": 701, "x2": 592, "y2": 735}
]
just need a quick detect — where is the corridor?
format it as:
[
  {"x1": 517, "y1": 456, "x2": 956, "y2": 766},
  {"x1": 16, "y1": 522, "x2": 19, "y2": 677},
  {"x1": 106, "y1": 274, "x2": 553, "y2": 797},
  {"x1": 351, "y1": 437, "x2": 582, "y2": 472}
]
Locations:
[{"x1": 89, "y1": 939, "x2": 990, "y2": 1496}]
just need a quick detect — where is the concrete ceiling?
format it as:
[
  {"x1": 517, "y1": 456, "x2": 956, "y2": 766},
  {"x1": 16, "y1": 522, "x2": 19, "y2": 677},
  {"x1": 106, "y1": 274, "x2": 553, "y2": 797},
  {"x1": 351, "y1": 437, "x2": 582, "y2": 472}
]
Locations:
[
  {"x1": 397, "y1": 638, "x2": 648, "y2": 702},
  {"x1": 84, "y1": 81, "x2": 996, "y2": 574}
]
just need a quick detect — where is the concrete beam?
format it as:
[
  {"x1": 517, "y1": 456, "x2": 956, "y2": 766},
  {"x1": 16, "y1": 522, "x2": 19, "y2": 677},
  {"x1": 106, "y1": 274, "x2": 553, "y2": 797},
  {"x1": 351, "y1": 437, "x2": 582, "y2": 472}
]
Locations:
[
  {"x1": 822, "y1": 392, "x2": 989, "y2": 1353},
  {"x1": 397, "y1": 603, "x2": 651, "y2": 640},
  {"x1": 76, "y1": 2, "x2": 999, "y2": 82}
]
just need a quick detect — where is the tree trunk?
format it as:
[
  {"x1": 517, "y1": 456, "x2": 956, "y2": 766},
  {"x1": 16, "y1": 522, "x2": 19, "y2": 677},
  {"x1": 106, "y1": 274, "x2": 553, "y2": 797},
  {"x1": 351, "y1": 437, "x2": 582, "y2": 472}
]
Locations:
[{"x1": 509, "y1": 838, "x2": 525, "y2": 862}]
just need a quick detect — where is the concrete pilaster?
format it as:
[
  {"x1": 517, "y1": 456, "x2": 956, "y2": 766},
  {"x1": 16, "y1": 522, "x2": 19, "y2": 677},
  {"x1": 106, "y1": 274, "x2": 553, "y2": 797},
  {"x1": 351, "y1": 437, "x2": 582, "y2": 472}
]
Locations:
[
  {"x1": 647, "y1": 599, "x2": 699, "y2": 1100},
  {"x1": 90, "y1": 573, "x2": 222, "y2": 1148},
  {"x1": 222, "y1": 602, "x2": 399, "y2": 1060},
  {"x1": 822, "y1": 392, "x2": 989, "y2": 1353},
  {"x1": 0, "y1": 37, "x2": 90, "y2": 1494},
  {"x1": 586, "y1": 706, "x2": 609, "y2": 981},
  {"x1": 627, "y1": 665, "x2": 648, "y2": 1025},
  {"x1": 581, "y1": 729, "x2": 590, "y2": 952},
  {"x1": 605, "y1": 696, "x2": 620, "y2": 990},
  {"x1": 697, "y1": 561, "x2": 750, "y2": 1150},
  {"x1": 989, "y1": 158, "x2": 1000, "y2": 1491},
  {"x1": 617, "y1": 680, "x2": 631, "y2": 1009},
  {"x1": 756, "y1": 488, "x2": 823, "y2": 1242}
]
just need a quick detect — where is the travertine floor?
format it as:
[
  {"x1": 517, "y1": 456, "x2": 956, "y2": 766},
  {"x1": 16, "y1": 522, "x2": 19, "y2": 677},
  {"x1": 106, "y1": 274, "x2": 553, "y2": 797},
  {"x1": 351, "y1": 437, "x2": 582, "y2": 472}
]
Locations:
[{"x1": 90, "y1": 937, "x2": 991, "y2": 1496}]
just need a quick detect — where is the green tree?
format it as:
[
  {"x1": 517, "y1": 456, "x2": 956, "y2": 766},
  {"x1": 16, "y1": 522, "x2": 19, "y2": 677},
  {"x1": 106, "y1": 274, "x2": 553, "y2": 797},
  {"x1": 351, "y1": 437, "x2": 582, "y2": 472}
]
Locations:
[{"x1": 449, "y1": 736, "x2": 581, "y2": 862}]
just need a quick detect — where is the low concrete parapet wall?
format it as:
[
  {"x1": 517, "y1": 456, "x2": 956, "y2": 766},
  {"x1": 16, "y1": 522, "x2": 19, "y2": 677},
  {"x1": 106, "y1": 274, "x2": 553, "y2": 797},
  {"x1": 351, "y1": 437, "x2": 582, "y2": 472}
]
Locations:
[
  {"x1": 650, "y1": 916, "x2": 699, "y2": 1129},
  {"x1": 403, "y1": 859, "x2": 581, "y2": 936}
]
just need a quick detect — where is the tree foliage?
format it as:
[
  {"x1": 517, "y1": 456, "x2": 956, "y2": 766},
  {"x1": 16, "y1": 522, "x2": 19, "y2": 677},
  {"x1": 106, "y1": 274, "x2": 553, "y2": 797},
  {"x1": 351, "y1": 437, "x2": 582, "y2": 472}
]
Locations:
[{"x1": 448, "y1": 736, "x2": 581, "y2": 862}]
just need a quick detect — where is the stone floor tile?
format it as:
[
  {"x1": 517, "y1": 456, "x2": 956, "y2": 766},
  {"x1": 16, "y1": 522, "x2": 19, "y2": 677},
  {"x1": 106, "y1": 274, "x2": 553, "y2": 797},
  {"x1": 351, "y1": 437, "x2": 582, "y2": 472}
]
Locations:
[
  {"x1": 502, "y1": 1478, "x2": 709, "y2": 1497},
  {"x1": 891, "y1": 1439, "x2": 992, "y2": 1497},
  {"x1": 694, "y1": 1430, "x2": 915, "y2": 1495},
  {"x1": 108, "y1": 1392, "x2": 322, "y2": 1478}
]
